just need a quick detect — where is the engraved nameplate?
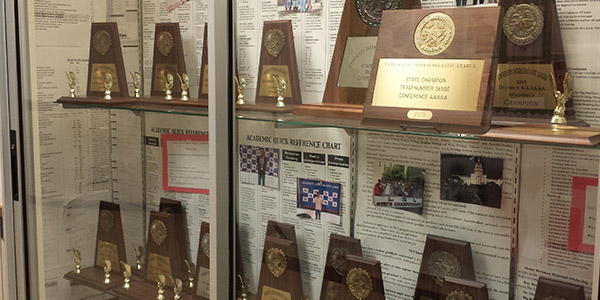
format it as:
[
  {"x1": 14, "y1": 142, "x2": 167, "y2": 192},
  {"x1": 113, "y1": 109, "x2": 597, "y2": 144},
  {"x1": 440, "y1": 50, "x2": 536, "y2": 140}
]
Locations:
[
  {"x1": 201, "y1": 65, "x2": 209, "y2": 95},
  {"x1": 494, "y1": 63, "x2": 555, "y2": 109},
  {"x1": 337, "y1": 36, "x2": 377, "y2": 88},
  {"x1": 95, "y1": 240, "x2": 120, "y2": 271},
  {"x1": 146, "y1": 252, "x2": 173, "y2": 286},
  {"x1": 261, "y1": 285, "x2": 292, "y2": 300},
  {"x1": 90, "y1": 64, "x2": 120, "y2": 93},
  {"x1": 259, "y1": 65, "x2": 293, "y2": 98},
  {"x1": 153, "y1": 63, "x2": 179, "y2": 92},
  {"x1": 195, "y1": 266, "x2": 210, "y2": 298}
]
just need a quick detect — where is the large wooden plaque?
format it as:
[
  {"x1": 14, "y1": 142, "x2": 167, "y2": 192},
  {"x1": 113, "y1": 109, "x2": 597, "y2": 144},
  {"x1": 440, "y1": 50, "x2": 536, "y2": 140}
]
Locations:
[
  {"x1": 87, "y1": 23, "x2": 129, "y2": 98},
  {"x1": 151, "y1": 23, "x2": 187, "y2": 96},
  {"x1": 362, "y1": 7, "x2": 502, "y2": 133},
  {"x1": 145, "y1": 211, "x2": 185, "y2": 287},
  {"x1": 414, "y1": 235, "x2": 476, "y2": 300},
  {"x1": 533, "y1": 277, "x2": 585, "y2": 300},
  {"x1": 194, "y1": 222, "x2": 210, "y2": 299},
  {"x1": 159, "y1": 198, "x2": 190, "y2": 271},
  {"x1": 199, "y1": 23, "x2": 209, "y2": 100},
  {"x1": 255, "y1": 20, "x2": 302, "y2": 106},
  {"x1": 320, "y1": 234, "x2": 363, "y2": 300},
  {"x1": 94, "y1": 201, "x2": 127, "y2": 272},
  {"x1": 493, "y1": 0, "x2": 579, "y2": 125},
  {"x1": 257, "y1": 236, "x2": 304, "y2": 300},
  {"x1": 338, "y1": 254, "x2": 385, "y2": 300},
  {"x1": 441, "y1": 277, "x2": 489, "y2": 300}
]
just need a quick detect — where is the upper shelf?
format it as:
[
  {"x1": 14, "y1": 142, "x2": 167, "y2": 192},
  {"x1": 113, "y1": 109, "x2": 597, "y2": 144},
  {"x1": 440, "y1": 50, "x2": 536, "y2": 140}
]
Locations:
[{"x1": 56, "y1": 96, "x2": 600, "y2": 148}]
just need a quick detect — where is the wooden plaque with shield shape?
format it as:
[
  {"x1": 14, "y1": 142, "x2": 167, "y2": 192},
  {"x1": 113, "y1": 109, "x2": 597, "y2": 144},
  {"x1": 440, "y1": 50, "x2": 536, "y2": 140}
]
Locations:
[
  {"x1": 87, "y1": 23, "x2": 129, "y2": 98},
  {"x1": 362, "y1": 7, "x2": 502, "y2": 134},
  {"x1": 320, "y1": 234, "x2": 363, "y2": 300},
  {"x1": 198, "y1": 23, "x2": 209, "y2": 100},
  {"x1": 441, "y1": 277, "x2": 489, "y2": 300},
  {"x1": 159, "y1": 198, "x2": 190, "y2": 272},
  {"x1": 257, "y1": 236, "x2": 304, "y2": 300},
  {"x1": 145, "y1": 211, "x2": 186, "y2": 287},
  {"x1": 533, "y1": 277, "x2": 585, "y2": 300},
  {"x1": 151, "y1": 23, "x2": 187, "y2": 96},
  {"x1": 338, "y1": 254, "x2": 385, "y2": 300},
  {"x1": 194, "y1": 222, "x2": 210, "y2": 299}
]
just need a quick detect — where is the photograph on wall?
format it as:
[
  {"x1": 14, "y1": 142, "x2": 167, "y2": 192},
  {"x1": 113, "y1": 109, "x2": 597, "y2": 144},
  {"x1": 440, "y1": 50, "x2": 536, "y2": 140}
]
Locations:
[
  {"x1": 455, "y1": 0, "x2": 498, "y2": 6},
  {"x1": 372, "y1": 162, "x2": 426, "y2": 215},
  {"x1": 567, "y1": 176, "x2": 598, "y2": 254},
  {"x1": 277, "y1": 0, "x2": 323, "y2": 14},
  {"x1": 440, "y1": 154, "x2": 504, "y2": 208},
  {"x1": 296, "y1": 178, "x2": 341, "y2": 224},
  {"x1": 239, "y1": 145, "x2": 280, "y2": 190}
]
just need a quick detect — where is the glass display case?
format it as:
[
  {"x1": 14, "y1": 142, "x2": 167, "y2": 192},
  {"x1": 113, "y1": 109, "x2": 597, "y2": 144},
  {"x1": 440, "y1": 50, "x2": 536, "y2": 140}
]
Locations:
[{"x1": 2, "y1": 0, "x2": 600, "y2": 299}]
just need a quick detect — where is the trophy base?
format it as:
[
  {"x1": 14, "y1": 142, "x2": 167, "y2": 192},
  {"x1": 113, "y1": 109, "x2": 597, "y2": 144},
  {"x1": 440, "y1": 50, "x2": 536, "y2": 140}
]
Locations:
[
  {"x1": 112, "y1": 280, "x2": 195, "y2": 300},
  {"x1": 482, "y1": 124, "x2": 600, "y2": 147},
  {"x1": 64, "y1": 267, "x2": 124, "y2": 291},
  {"x1": 293, "y1": 103, "x2": 363, "y2": 120},
  {"x1": 57, "y1": 96, "x2": 137, "y2": 106},
  {"x1": 491, "y1": 115, "x2": 588, "y2": 127},
  {"x1": 143, "y1": 96, "x2": 209, "y2": 108}
]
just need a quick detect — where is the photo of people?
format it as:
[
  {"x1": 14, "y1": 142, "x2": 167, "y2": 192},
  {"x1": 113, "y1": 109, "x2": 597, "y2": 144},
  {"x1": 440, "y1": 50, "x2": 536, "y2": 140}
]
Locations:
[
  {"x1": 276, "y1": 0, "x2": 323, "y2": 14},
  {"x1": 456, "y1": 0, "x2": 497, "y2": 6},
  {"x1": 297, "y1": 178, "x2": 341, "y2": 224},
  {"x1": 239, "y1": 145, "x2": 280, "y2": 189},
  {"x1": 372, "y1": 162, "x2": 426, "y2": 215},
  {"x1": 440, "y1": 154, "x2": 504, "y2": 208}
]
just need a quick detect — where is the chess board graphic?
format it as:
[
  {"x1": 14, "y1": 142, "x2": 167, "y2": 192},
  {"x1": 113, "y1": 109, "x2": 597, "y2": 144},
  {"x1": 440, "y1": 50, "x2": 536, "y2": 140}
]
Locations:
[
  {"x1": 239, "y1": 145, "x2": 280, "y2": 189},
  {"x1": 297, "y1": 178, "x2": 341, "y2": 224}
]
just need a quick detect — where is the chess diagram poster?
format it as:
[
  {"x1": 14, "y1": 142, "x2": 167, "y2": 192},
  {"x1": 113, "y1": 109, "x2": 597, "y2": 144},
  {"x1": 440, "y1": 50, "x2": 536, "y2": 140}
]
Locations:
[{"x1": 239, "y1": 145, "x2": 280, "y2": 189}]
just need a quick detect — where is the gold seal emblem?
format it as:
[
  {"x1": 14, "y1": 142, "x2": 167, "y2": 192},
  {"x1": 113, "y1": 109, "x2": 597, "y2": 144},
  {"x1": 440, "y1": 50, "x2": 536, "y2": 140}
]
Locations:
[
  {"x1": 446, "y1": 290, "x2": 474, "y2": 300},
  {"x1": 346, "y1": 267, "x2": 373, "y2": 300},
  {"x1": 93, "y1": 30, "x2": 112, "y2": 56},
  {"x1": 428, "y1": 251, "x2": 461, "y2": 286},
  {"x1": 157, "y1": 31, "x2": 174, "y2": 56},
  {"x1": 330, "y1": 247, "x2": 349, "y2": 276},
  {"x1": 264, "y1": 29, "x2": 285, "y2": 58},
  {"x1": 503, "y1": 4, "x2": 544, "y2": 46},
  {"x1": 266, "y1": 247, "x2": 287, "y2": 278},
  {"x1": 414, "y1": 12, "x2": 455, "y2": 56},
  {"x1": 355, "y1": 0, "x2": 402, "y2": 28},
  {"x1": 201, "y1": 233, "x2": 210, "y2": 258},
  {"x1": 99, "y1": 210, "x2": 115, "y2": 234},
  {"x1": 150, "y1": 220, "x2": 168, "y2": 246}
]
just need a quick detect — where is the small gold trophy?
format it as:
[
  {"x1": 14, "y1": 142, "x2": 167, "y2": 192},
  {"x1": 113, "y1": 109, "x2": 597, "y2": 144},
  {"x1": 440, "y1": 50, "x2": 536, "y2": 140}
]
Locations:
[
  {"x1": 155, "y1": 273, "x2": 166, "y2": 300},
  {"x1": 235, "y1": 75, "x2": 247, "y2": 105},
  {"x1": 103, "y1": 260, "x2": 112, "y2": 285},
  {"x1": 134, "y1": 245, "x2": 144, "y2": 270},
  {"x1": 71, "y1": 249, "x2": 81, "y2": 274},
  {"x1": 170, "y1": 277, "x2": 183, "y2": 300},
  {"x1": 164, "y1": 73, "x2": 174, "y2": 100},
  {"x1": 550, "y1": 72, "x2": 574, "y2": 125},
  {"x1": 184, "y1": 259, "x2": 195, "y2": 289},
  {"x1": 103, "y1": 73, "x2": 113, "y2": 101},
  {"x1": 271, "y1": 75, "x2": 287, "y2": 108},
  {"x1": 120, "y1": 261, "x2": 132, "y2": 289},
  {"x1": 177, "y1": 73, "x2": 190, "y2": 101},
  {"x1": 131, "y1": 72, "x2": 142, "y2": 98},
  {"x1": 237, "y1": 274, "x2": 249, "y2": 300},
  {"x1": 66, "y1": 72, "x2": 77, "y2": 98}
]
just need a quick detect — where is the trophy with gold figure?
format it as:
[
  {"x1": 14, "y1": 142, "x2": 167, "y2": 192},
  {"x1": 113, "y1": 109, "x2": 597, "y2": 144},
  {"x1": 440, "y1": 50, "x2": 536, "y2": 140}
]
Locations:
[
  {"x1": 177, "y1": 73, "x2": 190, "y2": 101},
  {"x1": 156, "y1": 273, "x2": 167, "y2": 300},
  {"x1": 130, "y1": 72, "x2": 142, "y2": 98},
  {"x1": 164, "y1": 73, "x2": 174, "y2": 100},
  {"x1": 271, "y1": 75, "x2": 287, "y2": 108},
  {"x1": 103, "y1": 260, "x2": 112, "y2": 285},
  {"x1": 66, "y1": 72, "x2": 77, "y2": 98},
  {"x1": 103, "y1": 73, "x2": 113, "y2": 100},
  {"x1": 550, "y1": 72, "x2": 574, "y2": 125},
  {"x1": 71, "y1": 249, "x2": 82, "y2": 274},
  {"x1": 235, "y1": 76, "x2": 247, "y2": 105}
]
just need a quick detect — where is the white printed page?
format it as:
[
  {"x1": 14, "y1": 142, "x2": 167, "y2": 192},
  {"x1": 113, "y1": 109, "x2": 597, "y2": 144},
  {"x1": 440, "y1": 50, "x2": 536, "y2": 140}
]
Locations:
[
  {"x1": 355, "y1": 131, "x2": 519, "y2": 300},
  {"x1": 237, "y1": 120, "x2": 353, "y2": 300},
  {"x1": 517, "y1": 145, "x2": 599, "y2": 300}
]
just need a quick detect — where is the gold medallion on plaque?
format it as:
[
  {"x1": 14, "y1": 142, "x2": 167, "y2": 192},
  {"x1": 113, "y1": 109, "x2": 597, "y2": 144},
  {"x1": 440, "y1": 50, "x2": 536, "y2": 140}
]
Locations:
[
  {"x1": 201, "y1": 233, "x2": 210, "y2": 258},
  {"x1": 150, "y1": 220, "x2": 168, "y2": 246},
  {"x1": 355, "y1": 0, "x2": 402, "y2": 28},
  {"x1": 428, "y1": 251, "x2": 461, "y2": 286},
  {"x1": 414, "y1": 12, "x2": 455, "y2": 56},
  {"x1": 93, "y1": 30, "x2": 112, "y2": 56},
  {"x1": 330, "y1": 247, "x2": 350, "y2": 276},
  {"x1": 157, "y1": 31, "x2": 174, "y2": 56},
  {"x1": 446, "y1": 290, "x2": 474, "y2": 300},
  {"x1": 99, "y1": 210, "x2": 115, "y2": 234},
  {"x1": 266, "y1": 247, "x2": 287, "y2": 278},
  {"x1": 264, "y1": 29, "x2": 285, "y2": 58},
  {"x1": 346, "y1": 267, "x2": 373, "y2": 300},
  {"x1": 503, "y1": 4, "x2": 543, "y2": 46}
]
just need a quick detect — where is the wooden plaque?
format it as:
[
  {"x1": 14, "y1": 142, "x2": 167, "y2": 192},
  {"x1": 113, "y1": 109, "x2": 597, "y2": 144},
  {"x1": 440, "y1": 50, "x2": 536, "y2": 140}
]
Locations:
[
  {"x1": 320, "y1": 234, "x2": 363, "y2": 300},
  {"x1": 151, "y1": 23, "x2": 187, "y2": 96},
  {"x1": 362, "y1": 7, "x2": 502, "y2": 134},
  {"x1": 441, "y1": 277, "x2": 489, "y2": 300},
  {"x1": 145, "y1": 211, "x2": 186, "y2": 287},
  {"x1": 266, "y1": 220, "x2": 297, "y2": 243},
  {"x1": 113, "y1": 280, "x2": 195, "y2": 300},
  {"x1": 322, "y1": 0, "x2": 421, "y2": 105},
  {"x1": 95, "y1": 201, "x2": 127, "y2": 272},
  {"x1": 87, "y1": 23, "x2": 129, "y2": 98},
  {"x1": 533, "y1": 277, "x2": 585, "y2": 300},
  {"x1": 255, "y1": 20, "x2": 302, "y2": 106},
  {"x1": 199, "y1": 23, "x2": 209, "y2": 100},
  {"x1": 64, "y1": 266, "x2": 124, "y2": 292},
  {"x1": 414, "y1": 235, "x2": 476, "y2": 300},
  {"x1": 257, "y1": 236, "x2": 304, "y2": 300},
  {"x1": 194, "y1": 222, "x2": 210, "y2": 299},
  {"x1": 338, "y1": 254, "x2": 385, "y2": 300},
  {"x1": 159, "y1": 198, "x2": 191, "y2": 271},
  {"x1": 493, "y1": 0, "x2": 578, "y2": 124}
]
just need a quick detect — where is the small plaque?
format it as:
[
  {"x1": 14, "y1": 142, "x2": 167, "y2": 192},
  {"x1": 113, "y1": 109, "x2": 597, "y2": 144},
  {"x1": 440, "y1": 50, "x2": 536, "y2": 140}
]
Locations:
[
  {"x1": 153, "y1": 63, "x2": 179, "y2": 92},
  {"x1": 146, "y1": 252, "x2": 173, "y2": 283},
  {"x1": 94, "y1": 201, "x2": 126, "y2": 273},
  {"x1": 265, "y1": 29, "x2": 286, "y2": 58},
  {"x1": 372, "y1": 59, "x2": 485, "y2": 111},
  {"x1": 194, "y1": 221, "x2": 210, "y2": 299},
  {"x1": 196, "y1": 266, "x2": 210, "y2": 298},
  {"x1": 339, "y1": 255, "x2": 385, "y2": 300},
  {"x1": 93, "y1": 30, "x2": 112, "y2": 55},
  {"x1": 320, "y1": 234, "x2": 362, "y2": 299},
  {"x1": 89, "y1": 64, "x2": 120, "y2": 93},
  {"x1": 259, "y1": 65, "x2": 293, "y2": 98},
  {"x1": 201, "y1": 65, "x2": 209, "y2": 95},
  {"x1": 151, "y1": 23, "x2": 186, "y2": 96},
  {"x1": 533, "y1": 277, "x2": 585, "y2": 300},
  {"x1": 95, "y1": 240, "x2": 119, "y2": 271},
  {"x1": 494, "y1": 64, "x2": 555, "y2": 110},
  {"x1": 261, "y1": 285, "x2": 292, "y2": 300},
  {"x1": 337, "y1": 37, "x2": 378, "y2": 88}
]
